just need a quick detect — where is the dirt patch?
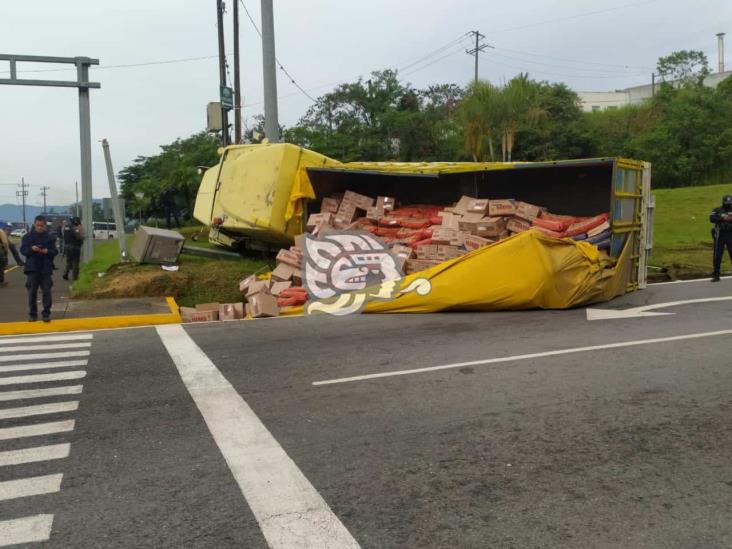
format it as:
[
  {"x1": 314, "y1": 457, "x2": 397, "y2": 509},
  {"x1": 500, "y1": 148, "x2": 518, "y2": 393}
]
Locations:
[{"x1": 88, "y1": 263, "x2": 191, "y2": 299}]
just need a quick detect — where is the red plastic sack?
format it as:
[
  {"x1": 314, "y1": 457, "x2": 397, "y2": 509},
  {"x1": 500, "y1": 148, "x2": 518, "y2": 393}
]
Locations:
[
  {"x1": 565, "y1": 213, "x2": 609, "y2": 237},
  {"x1": 533, "y1": 216, "x2": 572, "y2": 232},
  {"x1": 533, "y1": 225, "x2": 567, "y2": 239},
  {"x1": 400, "y1": 218, "x2": 431, "y2": 230}
]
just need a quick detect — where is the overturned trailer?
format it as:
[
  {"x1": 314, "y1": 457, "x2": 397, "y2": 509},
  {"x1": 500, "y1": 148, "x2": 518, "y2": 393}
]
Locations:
[{"x1": 194, "y1": 143, "x2": 654, "y2": 311}]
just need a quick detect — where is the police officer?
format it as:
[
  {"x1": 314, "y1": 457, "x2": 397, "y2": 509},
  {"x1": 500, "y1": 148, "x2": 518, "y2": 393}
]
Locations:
[
  {"x1": 710, "y1": 194, "x2": 732, "y2": 282},
  {"x1": 0, "y1": 225, "x2": 9, "y2": 287},
  {"x1": 62, "y1": 217, "x2": 85, "y2": 281}
]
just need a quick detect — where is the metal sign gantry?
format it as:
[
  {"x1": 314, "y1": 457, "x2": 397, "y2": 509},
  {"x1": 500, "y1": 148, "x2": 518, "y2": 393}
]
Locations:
[{"x1": 0, "y1": 54, "x2": 100, "y2": 262}]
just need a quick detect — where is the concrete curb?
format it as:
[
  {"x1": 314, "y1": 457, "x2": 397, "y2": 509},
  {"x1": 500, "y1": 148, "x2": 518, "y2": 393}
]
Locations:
[{"x1": 0, "y1": 297, "x2": 182, "y2": 336}]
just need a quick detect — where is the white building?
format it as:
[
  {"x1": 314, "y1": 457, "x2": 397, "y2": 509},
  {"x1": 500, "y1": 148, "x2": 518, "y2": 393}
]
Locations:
[{"x1": 578, "y1": 70, "x2": 732, "y2": 112}]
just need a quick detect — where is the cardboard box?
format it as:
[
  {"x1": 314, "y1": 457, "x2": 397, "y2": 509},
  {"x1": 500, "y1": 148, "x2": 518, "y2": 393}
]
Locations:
[
  {"x1": 441, "y1": 212, "x2": 460, "y2": 230},
  {"x1": 458, "y1": 213, "x2": 486, "y2": 233},
  {"x1": 179, "y1": 306, "x2": 197, "y2": 322},
  {"x1": 473, "y1": 217, "x2": 506, "y2": 238},
  {"x1": 464, "y1": 234, "x2": 493, "y2": 250},
  {"x1": 238, "y1": 274, "x2": 257, "y2": 294},
  {"x1": 219, "y1": 303, "x2": 245, "y2": 321},
  {"x1": 245, "y1": 280, "x2": 271, "y2": 298},
  {"x1": 466, "y1": 199, "x2": 489, "y2": 214},
  {"x1": 321, "y1": 197, "x2": 340, "y2": 214},
  {"x1": 453, "y1": 196, "x2": 474, "y2": 215},
  {"x1": 196, "y1": 302, "x2": 220, "y2": 312},
  {"x1": 270, "y1": 280, "x2": 292, "y2": 296},
  {"x1": 294, "y1": 233, "x2": 306, "y2": 250},
  {"x1": 365, "y1": 206, "x2": 384, "y2": 221},
  {"x1": 307, "y1": 213, "x2": 332, "y2": 231},
  {"x1": 488, "y1": 199, "x2": 517, "y2": 217},
  {"x1": 498, "y1": 229, "x2": 510, "y2": 240},
  {"x1": 391, "y1": 244, "x2": 413, "y2": 270},
  {"x1": 249, "y1": 293, "x2": 280, "y2": 318},
  {"x1": 272, "y1": 263, "x2": 298, "y2": 282},
  {"x1": 405, "y1": 259, "x2": 441, "y2": 274},
  {"x1": 515, "y1": 201, "x2": 543, "y2": 221},
  {"x1": 437, "y1": 245, "x2": 464, "y2": 260},
  {"x1": 432, "y1": 228, "x2": 459, "y2": 244},
  {"x1": 507, "y1": 217, "x2": 532, "y2": 233},
  {"x1": 376, "y1": 196, "x2": 396, "y2": 212},
  {"x1": 289, "y1": 246, "x2": 303, "y2": 259},
  {"x1": 276, "y1": 249, "x2": 301, "y2": 268},
  {"x1": 416, "y1": 244, "x2": 439, "y2": 260},
  {"x1": 192, "y1": 304, "x2": 220, "y2": 321},
  {"x1": 343, "y1": 190, "x2": 374, "y2": 209}
]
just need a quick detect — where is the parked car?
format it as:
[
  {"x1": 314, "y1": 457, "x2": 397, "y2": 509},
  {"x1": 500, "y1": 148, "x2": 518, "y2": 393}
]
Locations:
[{"x1": 10, "y1": 228, "x2": 27, "y2": 238}]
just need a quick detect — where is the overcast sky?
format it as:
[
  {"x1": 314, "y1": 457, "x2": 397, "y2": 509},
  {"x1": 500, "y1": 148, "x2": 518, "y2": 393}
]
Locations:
[{"x1": 1, "y1": 0, "x2": 730, "y2": 206}]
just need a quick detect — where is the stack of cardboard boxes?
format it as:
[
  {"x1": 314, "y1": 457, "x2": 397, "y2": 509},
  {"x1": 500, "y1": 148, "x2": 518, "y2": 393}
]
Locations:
[{"x1": 179, "y1": 190, "x2": 611, "y2": 322}]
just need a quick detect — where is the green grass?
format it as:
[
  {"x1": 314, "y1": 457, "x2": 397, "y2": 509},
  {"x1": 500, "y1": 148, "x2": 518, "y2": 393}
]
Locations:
[
  {"x1": 652, "y1": 182, "x2": 732, "y2": 276},
  {"x1": 72, "y1": 237, "x2": 133, "y2": 294}
]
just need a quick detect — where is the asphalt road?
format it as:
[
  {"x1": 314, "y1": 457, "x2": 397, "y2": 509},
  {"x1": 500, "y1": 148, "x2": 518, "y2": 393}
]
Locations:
[{"x1": 1, "y1": 278, "x2": 731, "y2": 548}]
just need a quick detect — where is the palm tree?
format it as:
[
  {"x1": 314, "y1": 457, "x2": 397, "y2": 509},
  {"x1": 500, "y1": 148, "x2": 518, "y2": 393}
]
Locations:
[
  {"x1": 458, "y1": 81, "x2": 503, "y2": 161},
  {"x1": 499, "y1": 74, "x2": 546, "y2": 162}
]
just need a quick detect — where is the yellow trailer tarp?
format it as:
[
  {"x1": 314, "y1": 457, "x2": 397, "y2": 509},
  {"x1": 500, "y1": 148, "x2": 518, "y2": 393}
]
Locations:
[{"x1": 280, "y1": 229, "x2": 630, "y2": 316}]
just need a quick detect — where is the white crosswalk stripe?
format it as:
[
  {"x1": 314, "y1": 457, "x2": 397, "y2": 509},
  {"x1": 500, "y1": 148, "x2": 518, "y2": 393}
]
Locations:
[
  {"x1": 0, "y1": 420, "x2": 75, "y2": 441},
  {"x1": 0, "y1": 333, "x2": 93, "y2": 546},
  {"x1": 0, "y1": 334, "x2": 93, "y2": 345},
  {"x1": 0, "y1": 385, "x2": 83, "y2": 402},
  {"x1": 0, "y1": 350, "x2": 90, "y2": 363},
  {"x1": 0, "y1": 514, "x2": 55, "y2": 546},
  {"x1": 0, "y1": 401, "x2": 79, "y2": 420},
  {"x1": 0, "y1": 474, "x2": 63, "y2": 502},
  {"x1": 0, "y1": 370, "x2": 87, "y2": 386},
  {"x1": 0, "y1": 342, "x2": 92, "y2": 353},
  {"x1": 0, "y1": 443, "x2": 71, "y2": 467},
  {"x1": 0, "y1": 359, "x2": 88, "y2": 373}
]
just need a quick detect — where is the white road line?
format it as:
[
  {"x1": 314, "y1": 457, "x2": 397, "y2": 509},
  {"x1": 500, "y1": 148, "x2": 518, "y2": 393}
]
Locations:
[
  {"x1": 0, "y1": 514, "x2": 54, "y2": 546},
  {"x1": 0, "y1": 342, "x2": 92, "y2": 353},
  {"x1": 0, "y1": 474, "x2": 63, "y2": 502},
  {"x1": 0, "y1": 334, "x2": 92, "y2": 345},
  {"x1": 313, "y1": 328, "x2": 732, "y2": 386},
  {"x1": 0, "y1": 385, "x2": 83, "y2": 402},
  {"x1": 0, "y1": 420, "x2": 75, "y2": 441},
  {"x1": 0, "y1": 370, "x2": 87, "y2": 386},
  {"x1": 0, "y1": 401, "x2": 79, "y2": 420},
  {"x1": 0, "y1": 360, "x2": 88, "y2": 374},
  {"x1": 0, "y1": 350, "x2": 89, "y2": 363},
  {"x1": 156, "y1": 324, "x2": 360, "y2": 549},
  {"x1": 0, "y1": 443, "x2": 70, "y2": 467}
]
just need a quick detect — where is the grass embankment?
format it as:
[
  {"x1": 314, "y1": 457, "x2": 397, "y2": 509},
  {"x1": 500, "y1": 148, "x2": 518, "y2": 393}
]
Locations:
[
  {"x1": 652, "y1": 183, "x2": 732, "y2": 278},
  {"x1": 73, "y1": 229, "x2": 271, "y2": 307}
]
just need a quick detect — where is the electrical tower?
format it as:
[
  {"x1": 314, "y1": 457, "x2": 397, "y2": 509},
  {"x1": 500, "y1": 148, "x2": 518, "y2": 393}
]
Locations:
[
  {"x1": 466, "y1": 30, "x2": 491, "y2": 84},
  {"x1": 16, "y1": 178, "x2": 29, "y2": 226},
  {"x1": 40, "y1": 186, "x2": 50, "y2": 214}
]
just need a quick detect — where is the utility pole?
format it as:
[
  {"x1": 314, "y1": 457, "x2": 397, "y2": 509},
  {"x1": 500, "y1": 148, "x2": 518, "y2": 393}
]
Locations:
[
  {"x1": 16, "y1": 178, "x2": 28, "y2": 227},
  {"x1": 651, "y1": 73, "x2": 656, "y2": 97},
  {"x1": 101, "y1": 139, "x2": 128, "y2": 260},
  {"x1": 261, "y1": 0, "x2": 280, "y2": 142},
  {"x1": 40, "y1": 186, "x2": 50, "y2": 213},
  {"x1": 466, "y1": 30, "x2": 490, "y2": 84},
  {"x1": 233, "y1": 0, "x2": 242, "y2": 144},
  {"x1": 75, "y1": 181, "x2": 79, "y2": 218},
  {"x1": 216, "y1": 0, "x2": 229, "y2": 147}
]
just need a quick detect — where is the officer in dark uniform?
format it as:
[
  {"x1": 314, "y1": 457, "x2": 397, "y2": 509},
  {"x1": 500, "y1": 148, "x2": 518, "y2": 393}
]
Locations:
[
  {"x1": 710, "y1": 194, "x2": 732, "y2": 282},
  {"x1": 62, "y1": 217, "x2": 85, "y2": 281}
]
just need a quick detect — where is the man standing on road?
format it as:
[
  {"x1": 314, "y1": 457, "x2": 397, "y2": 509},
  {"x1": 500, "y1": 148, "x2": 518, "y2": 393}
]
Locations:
[
  {"x1": 0, "y1": 224, "x2": 9, "y2": 287},
  {"x1": 710, "y1": 194, "x2": 732, "y2": 282},
  {"x1": 62, "y1": 216, "x2": 85, "y2": 281},
  {"x1": 20, "y1": 215, "x2": 58, "y2": 322}
]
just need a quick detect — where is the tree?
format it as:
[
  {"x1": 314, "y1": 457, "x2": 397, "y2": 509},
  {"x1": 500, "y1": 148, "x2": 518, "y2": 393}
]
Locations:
[
  {"x1": 118, "y1": 132, "x2": 220, "y2": 221},
  {"x1": 458, "y1": 81, "x2": 503, "y2": 161},
  {"x1": 656, "y1": 50, "x2": 710, "y2": 85}
]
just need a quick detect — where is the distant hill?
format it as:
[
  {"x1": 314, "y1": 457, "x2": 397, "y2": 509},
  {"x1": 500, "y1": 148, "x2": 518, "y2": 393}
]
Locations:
[{"x1": 0, "y1": 203, "x2": 72, "y2": 223}]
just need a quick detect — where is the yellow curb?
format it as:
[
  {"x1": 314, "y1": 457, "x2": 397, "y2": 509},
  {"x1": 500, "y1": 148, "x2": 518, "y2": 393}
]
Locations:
[{"x1": 0, "y1": 297, "x2": 182, "y2": 336}]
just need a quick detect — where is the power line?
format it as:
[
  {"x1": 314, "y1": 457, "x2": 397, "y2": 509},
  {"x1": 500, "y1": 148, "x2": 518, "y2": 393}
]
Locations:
[
  {"x1": 485, "y1": 54, "x2": 650, "y2": 80},
  {"x1": 239, "y1": 0, "x2": 317, "y2": 103},
  {"x1": 492, "y1": 46, "x2": 654, "y2": 71},
  {"x1": 398, "y1": 34, "x2": 472, "y2": 72},
  {"x1": 488, "y1": 50, "x2": 647, "y2": 76},
  {"x1": 489, "y1": 0, "x2": 661, "y2": 34}
]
